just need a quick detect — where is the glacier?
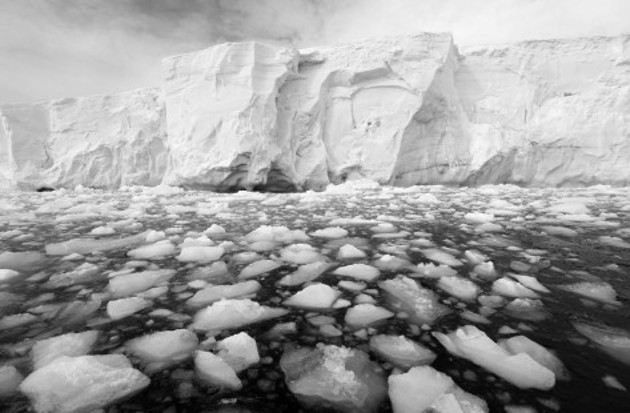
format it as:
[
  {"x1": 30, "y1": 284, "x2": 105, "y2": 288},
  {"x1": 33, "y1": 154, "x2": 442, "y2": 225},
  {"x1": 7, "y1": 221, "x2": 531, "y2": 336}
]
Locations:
[{"x1": 1, "y1": 32, "x2": 629, "y2": 191}]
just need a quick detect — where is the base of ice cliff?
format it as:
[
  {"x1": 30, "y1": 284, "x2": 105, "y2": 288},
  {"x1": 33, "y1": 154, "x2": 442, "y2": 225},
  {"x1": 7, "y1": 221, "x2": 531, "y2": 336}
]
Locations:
[{"x1": 1, "y1": 33, "x2": 629, "y2": 191}]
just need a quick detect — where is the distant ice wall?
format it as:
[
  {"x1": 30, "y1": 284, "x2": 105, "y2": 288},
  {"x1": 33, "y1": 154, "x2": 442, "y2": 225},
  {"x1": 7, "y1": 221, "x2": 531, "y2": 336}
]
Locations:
[{"x1": 1, "y1": 34, "x2": 629, "y2": 190}]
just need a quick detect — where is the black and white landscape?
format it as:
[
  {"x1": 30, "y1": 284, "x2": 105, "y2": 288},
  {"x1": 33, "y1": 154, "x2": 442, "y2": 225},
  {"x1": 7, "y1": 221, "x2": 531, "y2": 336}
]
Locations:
[{"x1": 0, "y1": 1, "x2": 629, "y2": 413}]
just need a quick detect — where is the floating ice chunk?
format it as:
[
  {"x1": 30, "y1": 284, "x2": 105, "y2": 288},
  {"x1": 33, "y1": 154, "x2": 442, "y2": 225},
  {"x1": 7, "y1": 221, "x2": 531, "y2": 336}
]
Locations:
[
  {"x1": 499, "y1": 335, "x2": 568, "y2": 380},
  {"x1": 145, "y1": 230, "x2": 166, "y2": 243},
  {"x1": 126, "y1": 329, "x2": 198, "y2": 373},
  {"x1": 411, "y1": 193, "x2": 440, "y2": 204},
  {"x1": 231, "y1": 251, "x2": 262, "y2": 264},
  {"x1": 413, "y1": 263, "x2": 458, "y2": 278},
  {"x1": 572, "y1": 321, "x2": 630, "y2": 365},
  {"x1": 339, "y1": 280, "x2": 366, "y2": 291},
  {"x1": 186, "y1": 261, "x2": 229, "y2": 282},
  {"x1": 504, "y1": 298, "x2": 548, "y2": 321},
  {"x1": 238, "y1": 259, "x2": 282, "y2": 279},
  {"x1": 90, "y1": 226, "x2": 115, "y2": 236},
  {"x1": 192, "y1": 299, "x2": 288, "y2": 332},
  {"x1": 464, "y1": 212, "x2": 494, "y2": 224},
  {"x1": 547, "y1": 202, "x2": 589, "y2": 215},
  {"x1": 280, "y1": 344, "x2": 387, "y2": 413},
  {"x1": 0, "y1": 313, "x2": 38, "y2": 330},
  {"x1": 541, "y1": 226, "x2": 578, "y2": 237},
  {"x1": 187, "y1": 280, "x2": 261, "y2": 308},
  {"x1": 388, "y1": 366, "x2": 488, "y2": 413},
  {"x1": 509, "y1": 274, "x2": 550, "y2": 293},
  {"x1": 46, "y1": 233, "x2": 147, "y2": 256},
  {"x1": 598, "y1": 236, "x2": 630, "y2": 249},
  {"x1": 379, "y1": 275, "x2": 450, "y2": 325},
  {"x1": 20, "y1": 355, "x2": 149, "y2": 412},
  {"x1": 345, "y1": 304, "x2": 394, "y2": 329},
  {"x1": 32, "y1": 331, "x2": 100, "y2": 370},
  {"x1": 194, "y1": 351, "x2": 242, "y2": 390},
  {"x1": 559, "y1": 281, "x2": 620, "y2": 305},
  {"x1": 602, "y1": 374, "x2": 627, "y2": 391},
  {"x1": 334, "y1": 263, "x2": 380, "y2": 282},
  {"x1": 421, "y1": 249, "x2": 463, "y2": 267},
  {"x1": 371, "y1": 223, "x2": 397, "y2": 233},
  {"x1": 108, "y1": 269, "x2": 176, "y2": 298},
  {"x1": 437, "y1": 277, "x2": 480, "y2": 301},
  {"x1": 0, "y1": 269, "x2": 20, "y2": 282},
  {"x1": 204, "y1": 224, "x2": 226, "y2": 236},
  {"x1": 369, "y1": 335, "x2": 436, "y2": 369},
  {"x1": 472, "y1": 261, "x2": 498, "y2": 280},
  {"x1": 107, "y1": 297, "x2": 150, "y2": 320},
  {"x1": 245, "y1": 226, "x2": 309, "y2": 244},
  {"x1": 310, "y1": 227, "x2": 349, "y2": 239},
  {"x1": 433, "y1": 325, "x2": 555, "y2": 390},
  {"x1": 180, "y1": 235, "x2": 214, "y2": 247},
  {"x1": 373, "y1": 254, "x2": 411, "y2": 271},
  {"x1": 127, "y1": 240, "x2": 176, "y2": 260},
  {"x1": 0, "y1": 365, "x2": 23, "y2": 397},
  {"x1": 278, "y1": 262, "x2": 331, "y2": 286},
  {"x1": 492, "y1": 278, "x2": 540, "y2": 299},
  {"x1": 464, "y1": 250, "x2": 489, "y2": 266},
  {"x1": 45, "y1": 262, "x2": 99, "y2": 288},
  {"x1": 217, "y1": 332, "x2": 260, "y2": 373},
  {"x1": 337, "y1": 244, "x2": 367, "y2": 260},
  {"x1": 176, "y1": 246, "x2": 224, "y2": 262},
  {"x1": 284, "y1": 284, "x2": 341, "y2": 310},
  {"x1": 280, "y1": 243, "x2": 324, "y2": 264}
]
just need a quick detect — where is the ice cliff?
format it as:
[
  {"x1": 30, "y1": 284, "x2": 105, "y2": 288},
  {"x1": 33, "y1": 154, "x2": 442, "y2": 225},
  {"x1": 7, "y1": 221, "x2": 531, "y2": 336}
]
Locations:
[{"x1": 1, "y1": 33, "x2": 629, "y2": 191}]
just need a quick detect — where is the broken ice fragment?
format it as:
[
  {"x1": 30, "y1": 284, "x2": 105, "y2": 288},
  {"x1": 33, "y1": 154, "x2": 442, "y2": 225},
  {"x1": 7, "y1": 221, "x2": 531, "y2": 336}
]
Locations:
[
  {"x1": 192, "y1": 299, "x2": 288, "y2": 332},
  {"x1": 108, "y1": 269, "x2": 176, "y2": 298},
  {"x1": 388, "y1": 366, "x2": 488, "y2": 413},
  {"x1": 333, "y1": 263, "x2": 380, "y2": 282},
  {"x1": 176, "y1": 245, "x2": 224, "y2": 262},
  {"x1": 420, "y1": 248, "x2": 463, "y2": 267},
  {"x1": 19, "y1": 355, "x2": 149, "y2": 413},
  {"x1": 280, "y1": 344, "x2": 387, "y2": 413},
  {"x1": 217, "y1": 332, "x2": 260, "y2": 373},
  {"x1": 194, "y1": 351, "x2": 242, "y2": 390},
  {"x1": 127, "y1": 240, "x2": 176, "y2": 260},
  {"x1": 437, "y1": 277, "x2": 480, "y2": 302},
  {"x1": 107, "y1": 297, "x2": 151, "y2": 320},
  {"x1": 125, "y1": 329, "x2": 198, "y2": 373},
  {"x1": 559, "y1": 282, "x2": 621, "y2": 305},
  {"x1": 32, "y1": 331, "x2": 100, "y2": 370},
  {"x1": 284, "y1": 283, "x2": 341, "y2": 310},
  {"x1": 572, "y1": 321, "x2": 630, "y2": 365},
  {"x1": 279, "y1": 243, "x2": 324, "y2": 264},
  {"x1": 433, "y1": 325, "x2": 555, "y2": 390},
  {"x1": 277, "y1": 262, "x2": 331, "y2": 286},
  {"x1": 369, "y1": 335, "x2": 436, "y2": 370},
  {"x1": 492, "y1": 278, "x2": 540, "y2": 299},
  {"x1": 186, "y1": 280, "x2": 261, "y2": 308},
  {"x1": 379, "y1": 275, "x2": 450, "y2": 325},
  {"x1": 345, "y1": 304, "x2": 394, "y2": 329},
  {"x1": 238, "y1": 259, "x2": 282, "y2": 279},
  {"x1": 310, "y1": 227, "x2": 349, "y2": 239},
  {"x1": 0, "y1": 365, "x2": 23, "y2": 397}
]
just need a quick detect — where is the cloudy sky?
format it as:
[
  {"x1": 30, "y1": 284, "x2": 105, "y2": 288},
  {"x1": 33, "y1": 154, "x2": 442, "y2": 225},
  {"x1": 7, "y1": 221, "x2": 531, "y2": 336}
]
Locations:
[{"x1": 1, "y1": 0, "x2": 629, "y2": 104}]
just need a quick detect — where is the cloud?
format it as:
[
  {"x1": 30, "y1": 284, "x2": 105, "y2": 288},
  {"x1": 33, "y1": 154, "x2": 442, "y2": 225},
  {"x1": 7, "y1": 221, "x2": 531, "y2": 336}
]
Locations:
[{"x1": 0, "y1": 0, "x2": 628, "y2": 103}]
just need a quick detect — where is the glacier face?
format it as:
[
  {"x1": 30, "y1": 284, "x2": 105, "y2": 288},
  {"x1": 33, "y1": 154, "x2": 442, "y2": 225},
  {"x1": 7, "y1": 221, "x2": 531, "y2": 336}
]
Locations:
[
  {"x1": 1, "y1": 33, "x2": 629, "y2": 191},
  {"x1": 0, "y1": 88, "x2": 167, "y2": 190}
]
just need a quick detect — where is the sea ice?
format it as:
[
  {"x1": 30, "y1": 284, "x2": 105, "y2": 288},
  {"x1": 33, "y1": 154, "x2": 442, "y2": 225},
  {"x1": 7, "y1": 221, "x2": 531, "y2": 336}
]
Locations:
[
  {"x1": 32, "y1": 331, "x2": 100, "y2": 370},
  {"x1": 279, "y1": 243, "x2": 324, "y2": 264},
  {"x1": 492, "y1": 278, "x2": 540, "y2": 299},
  {"x1": 433, "y1": 325, "x2": 555, "y2": 390},
  {"x1": 176, "y1": 245, "x2": 224, "y2": 262},
  {"x1": 284, "y1": 283, "x2": 341, "y2": 310},
  {"x1": 187, "y1": 280, "x2": 261, "y2": 307},
  {"x1": 333, "y1": 263, "x2": 380, "y2": 282},
  {"x1": 344, "y1": 304, "x2": 394, "y2": 329},
  {"x1": 437, "y1": 277, "x2": 480, "y2": 301},
  {"x1": 107, "y1": 297, "x2": 151, "y2": 320},
  {"x1": 369, "y1": 335, "x2": 436, "y2": 369},
  {"x1": 194, "y1": 351, "x2": 242, "y2": 390},
  {"x1": 238, "y1": 259, "x2": 283, "y2": 279},
  {"x1": 379, "y1": 275, "x2": 450, "y2": 325},
  {"x1": 19, "y1": 355, "x2": 149, "y2": 413},
  {"x1": 108, "y1": 269, "x2": 176, "y2": 298},
  {"x1": 388, "y1": 366, "x2": 488, "y2": 413},
  {"x1": 421, "y1": 249, "x2": 463, "y2": 267},
  {"x1": 192, "y1": 299, "x2": 288, "y2": 331},
  {"x1": 217, "y1": 332, "x2": 260, "y2": 373},
  {"x1": 310, "y1": 227, "x2": 349, "y2": 239},
  {"x1": 559, "y1": 281, "x2": 620, "y2": 305},
  {"x1": 572, "y1": 321, "x2": 630, "y2": 365},
  {"x1": 0, "y1": 365, "x2": 22, "y2": 397},
  {"x1": 125, "y1": 329, "x2": 198, "y2": 373},
  {"x1": 277, "y1": 262, "x2": 331, "y2": 286},
  {"x1": 280, "y1": 344, "x2": 387, "y2": 413},
  {"x1": 337, "y1": 244, "x2": 367, "y2": 259},
  {"x1": 127, "y1": 240, "x2": 176, "y2": 260}
]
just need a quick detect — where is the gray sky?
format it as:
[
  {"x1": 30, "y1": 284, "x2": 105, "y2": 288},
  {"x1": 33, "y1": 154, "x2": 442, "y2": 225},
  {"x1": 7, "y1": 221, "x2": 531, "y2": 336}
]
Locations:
[{"x1": 1, "y1": 0, "x2": 629, "y2": 104}]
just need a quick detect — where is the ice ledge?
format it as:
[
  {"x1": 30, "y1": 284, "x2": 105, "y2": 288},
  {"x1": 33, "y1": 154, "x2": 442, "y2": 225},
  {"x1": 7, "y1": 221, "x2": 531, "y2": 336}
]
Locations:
[{"x1": 1, "y1": 33, "x2": 629, "y2": 191}]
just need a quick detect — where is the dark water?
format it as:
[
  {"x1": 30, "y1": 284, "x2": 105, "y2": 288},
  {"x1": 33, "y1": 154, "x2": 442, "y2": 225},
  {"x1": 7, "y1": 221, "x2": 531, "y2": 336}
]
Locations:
[{"x1": 0, "y1": 184, "x2": 629, "y2": 412}]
